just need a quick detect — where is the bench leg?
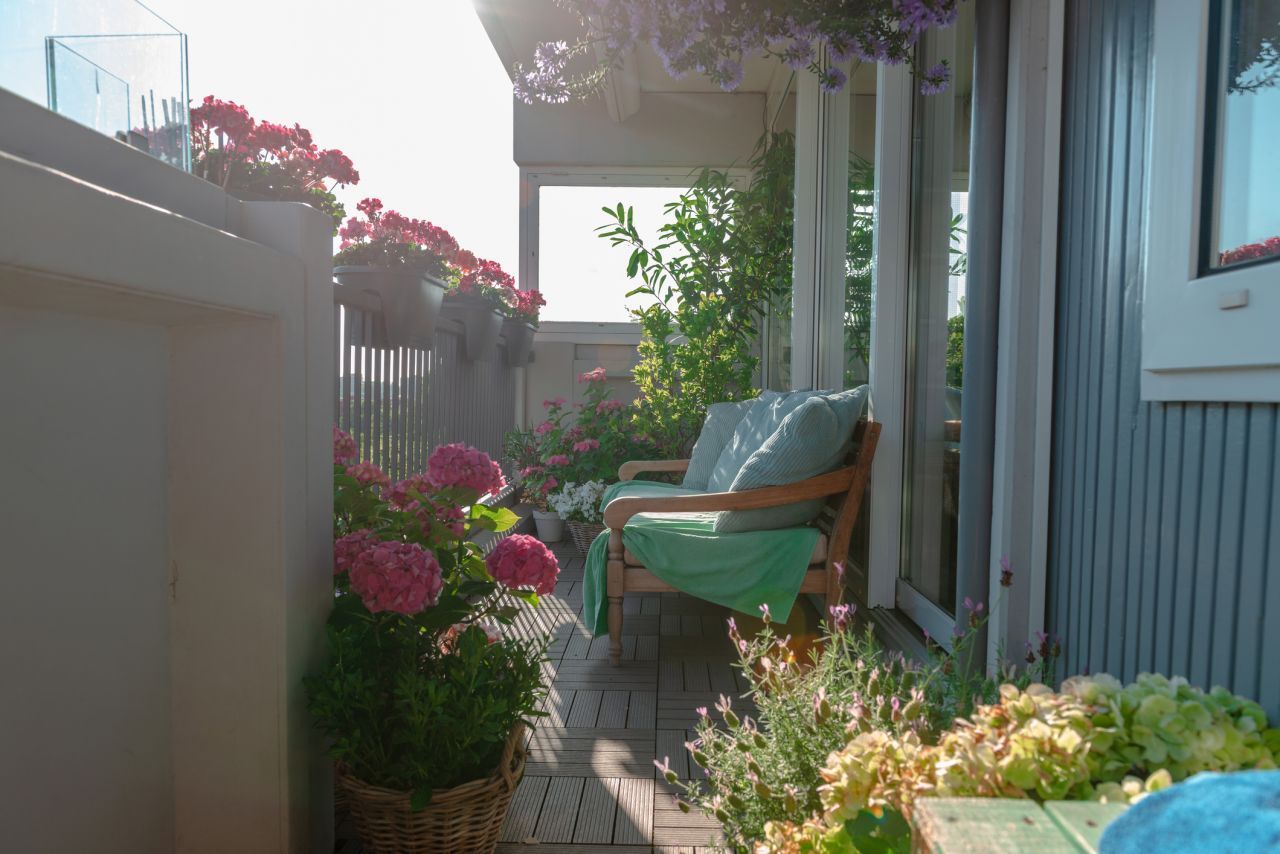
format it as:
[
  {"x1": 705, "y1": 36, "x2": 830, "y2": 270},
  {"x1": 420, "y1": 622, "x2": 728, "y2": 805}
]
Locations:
[{"x1": 607, "y1": 529, "x2": 624, "y2": 667}]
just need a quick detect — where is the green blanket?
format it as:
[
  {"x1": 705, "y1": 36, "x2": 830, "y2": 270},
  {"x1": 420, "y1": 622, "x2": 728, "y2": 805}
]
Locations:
[{"x1": 582, "y1": 481, "x2": 821, "y2": 635}]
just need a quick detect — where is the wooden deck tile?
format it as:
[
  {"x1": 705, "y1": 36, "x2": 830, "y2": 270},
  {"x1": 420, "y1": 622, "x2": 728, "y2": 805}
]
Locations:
[
  {"x1": 626, "y1": 690, "x2": 656, "y2": 729},
  {"x1": 596, "y1": 690, "x2": 629, "y2": 728},
  {"x1": 613, "y1": 778, "x2": 654, "y2": 845},
  {"x1": 635, "y1": 635, "x2": 659, "y2": 660},
  {"x1": 683, "y1": 660, "x2": 711, "y2": 692},
  {"x1": 640, "y1": 594, "x2": 661, "y2": 615},
  {"x1": 658, "y1": 659, "x2": 683, "y2": 692},
  {"x1": 500, "y1": 776, "x2": 549, "y2": 843},
  {"x1": 567, "y1": 690, "x2": 603, "y2": 727},
  {"x1": 533, "y1": 776, "x2": 585, "y2": 843},
  {"x1": 572, "y1": 777, "x2": 621, "y2": 844},
  {"x1": 660, "y1": 613, "x2": 681, "y2": 636}
]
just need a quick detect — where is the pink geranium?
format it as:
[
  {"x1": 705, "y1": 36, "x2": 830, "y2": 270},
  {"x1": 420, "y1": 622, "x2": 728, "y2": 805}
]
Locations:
[
  {"x1": 546, "y1": 454, "x2": 571, "y2": 467},
  {"x1": 543, "y1": 397, "x2": 567, "y2": 409},
  {"x1": 577, "y1": 366, "x2": 608, "y2": 383},
  {"x1": 573, "y1": 439, "x2": 600, "y2": 452},
  {"x1": 533, "y1": 421, "x2": 555, "y2": 436},
  {"x1": 541, "y1": 476, "x2": 558, "y2": 493},
  {"x1": 333, "y1": 426, "x2": 358, "y2": 465},
  {"x1": 427, "y1": 442, "x2": 507, "y2": 496},
  {"x1": 596, "y1": 399, "x2": 626, "y2": 414},
  {"x1": 348, "y1": 540, "x2": 443, "y2": 614},
  {"x1": 346, "y1": 460, "x2": 390, "y2": 489},
  {"x1": 486, "y1": 534, "x2": 560, "y2": 595},
  {"x1": 334, "y1": 529, "x2": 377, "y2": 575}
]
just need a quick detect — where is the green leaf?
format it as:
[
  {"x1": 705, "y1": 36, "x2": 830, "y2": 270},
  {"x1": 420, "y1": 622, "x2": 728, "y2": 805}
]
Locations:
[{"x1": 410, "y1": 786, "x2": 433, "y2": 811}]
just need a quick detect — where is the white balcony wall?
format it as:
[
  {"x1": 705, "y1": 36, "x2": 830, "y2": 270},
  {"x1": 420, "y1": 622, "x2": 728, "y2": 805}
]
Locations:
[
  {"x1": 0, "y1": 91, "x2": 333, "y2": 853},
  {"x1": 522, "y1": 322, "x2": 641, "y2": 427}
]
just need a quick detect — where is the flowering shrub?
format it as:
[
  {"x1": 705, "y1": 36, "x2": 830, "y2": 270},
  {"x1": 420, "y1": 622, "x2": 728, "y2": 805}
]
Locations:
[
  {"x1": 334, "y1": 197, "x2": 476, "y2": 282},
  {"x1": 453, "y1": 258, "x2": 517, "y2": 312},
  {"x1": 307, "y1": 429, "x2": 560, "y2": 803},
  {"x1": 1219, "y1": 235, "x2": 1280, "y2": 266},
  {"x1": 530, "y1": 368, "x2": 653, "y2": 489},
  {"x1": 548, "y1": 480, "x2": 608, "y2": 524},
  {"x1": 513, "y1": 0, "x2": 961, "y2": 104},
  {"x1": 190, "y1": 95, "x2": 358, "y2": 228},
  {"x1": 671, "y1": 583, "x2": 1279, "y2": 852},
  {"x1": 506, "y1": 288, "x2": 547, "y2": 323}
]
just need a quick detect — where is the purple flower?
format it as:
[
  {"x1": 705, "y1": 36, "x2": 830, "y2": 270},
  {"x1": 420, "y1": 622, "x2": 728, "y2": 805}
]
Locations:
[
  {"x1": 715, "y1": 57, "x2": 744, "y2": 91},
  {"x1": 919, "y1": 61, "x2": 951, "y2": 95}
]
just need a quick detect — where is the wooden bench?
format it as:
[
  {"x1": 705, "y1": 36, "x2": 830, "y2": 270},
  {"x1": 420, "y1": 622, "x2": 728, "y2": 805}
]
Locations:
[{"x1": 602, "y1": 421, "x2": 881, "y2": 666}]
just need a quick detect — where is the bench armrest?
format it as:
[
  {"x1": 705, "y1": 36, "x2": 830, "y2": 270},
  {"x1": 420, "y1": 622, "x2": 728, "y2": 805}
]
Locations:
[
  {"x1": 618, "y1": 459, "x2": 691, "y2": 481},
  {"x1": 604, "y1": 465, "x2": 856, "y2": 528}
]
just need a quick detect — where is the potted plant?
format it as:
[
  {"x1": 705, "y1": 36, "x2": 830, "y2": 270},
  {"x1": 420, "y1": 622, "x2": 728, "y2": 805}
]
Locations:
[
  {"x1": 548, "y1": 480, "x2": 608, "y2": 552},
  {"x1": 501, "y1": 289, "x2": 545, "y2": 367},
  {"x1": 310, "y1": 429, "x2": 560, "y2": 853},
  {"x1": 190, "y1": 95, "x2": 359, "y2": 231},
  {"x1": 530, "y1": 369, "x2": 651, "y2": 552},
  {"x1": 505, "y1": 425, "x2": 564, "y2": 542},
  {"x1": 333, "y1": 198, "x2": 465, "y2": 349},
  {"x1": 443, "y1": 259, "x2": 513, "y2": 361}
]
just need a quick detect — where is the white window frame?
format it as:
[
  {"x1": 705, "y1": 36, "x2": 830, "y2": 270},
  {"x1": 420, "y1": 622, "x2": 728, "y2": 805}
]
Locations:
[{"x1": 1143, "y1": 0, "x2": 1280, "y2": 402}]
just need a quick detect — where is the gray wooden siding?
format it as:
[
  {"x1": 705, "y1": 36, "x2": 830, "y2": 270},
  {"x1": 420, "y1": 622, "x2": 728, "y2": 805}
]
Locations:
[{"x1": 1050, "y1": 0, "x2": 1279, "y2": 718}]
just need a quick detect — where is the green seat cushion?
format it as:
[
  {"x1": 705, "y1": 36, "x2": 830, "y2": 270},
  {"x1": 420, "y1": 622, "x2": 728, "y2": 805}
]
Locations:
[
  {"x1": 600, "y1": 479, "x2": 704, "y2": 512},
  {"x1": 714, "y1": 386, "x2": 869, "y2": 533},
  {"x1": 682, "y1": 396, "x2": 770, "y2": 490},
  {"x1": 706, "y1": 390, "x2": 826, "y2": 493}
]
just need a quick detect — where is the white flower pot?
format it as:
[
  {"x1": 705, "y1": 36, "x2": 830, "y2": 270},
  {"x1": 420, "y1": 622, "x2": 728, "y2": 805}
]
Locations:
[{"x1": 531, "y1": 509, "x2": 564, "y2": 543}]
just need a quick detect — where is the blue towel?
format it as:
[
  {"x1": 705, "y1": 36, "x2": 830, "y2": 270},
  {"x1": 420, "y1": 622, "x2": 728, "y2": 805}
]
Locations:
[{"x1": 1099, "y1": 770, "x2": 1280, "y2": 853}]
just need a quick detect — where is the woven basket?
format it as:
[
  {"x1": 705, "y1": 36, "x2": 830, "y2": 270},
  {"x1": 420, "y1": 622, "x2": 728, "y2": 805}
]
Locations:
[
  {"x1": 337, "y1": 725, "x2": 526, "y2": 853},
  {"x1": 567, "y1": 520, "x2": 606, "y2": 554}
]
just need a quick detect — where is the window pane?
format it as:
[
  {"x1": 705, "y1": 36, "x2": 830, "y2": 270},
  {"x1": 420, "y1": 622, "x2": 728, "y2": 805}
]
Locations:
[
  {"x1": 900, "y1": 5, "x2": 973, "y2": 617},
  {"x1": 1208, "y1": 0, "x2": 1280, "y2": 269},
  {"x1": 538, "y1": 184, "x2": 682, "y2": 322}
]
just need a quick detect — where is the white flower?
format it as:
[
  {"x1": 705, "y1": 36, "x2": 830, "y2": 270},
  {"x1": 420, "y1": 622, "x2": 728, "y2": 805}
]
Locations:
[{"x1": 548, "y1": 480, "x2": 607, "y2": 523}]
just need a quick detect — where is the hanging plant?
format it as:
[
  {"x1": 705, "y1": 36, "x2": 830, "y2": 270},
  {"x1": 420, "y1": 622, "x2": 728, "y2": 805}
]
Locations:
[{"x1": 512, "y1": 0, "x2": 961, "y2": 104}]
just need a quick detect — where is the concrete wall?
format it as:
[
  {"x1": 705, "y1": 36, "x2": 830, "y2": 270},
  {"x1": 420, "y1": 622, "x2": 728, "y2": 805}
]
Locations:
[
  {"x1": 0, "y1": 92, "x2": 334, "y2": 851},
  {"x1": 3, "y1": 309, "x2": 174, "y2": 851},
  {"x1": 522, "y1": 321, "x2": 641, "y2": 427}
]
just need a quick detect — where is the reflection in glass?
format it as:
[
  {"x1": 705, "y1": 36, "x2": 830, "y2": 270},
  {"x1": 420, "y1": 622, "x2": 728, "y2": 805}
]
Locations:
[
  {"x1": 1207, "y1": 0, "x2": 1280, "y2": 268},
  {"x1": 900, "y1": 5, "x2": 973, "y2": 618}
]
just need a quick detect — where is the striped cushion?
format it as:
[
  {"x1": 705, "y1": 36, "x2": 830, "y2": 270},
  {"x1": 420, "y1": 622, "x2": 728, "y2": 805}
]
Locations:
[
  {"x1": 713, "y1": 386, "x2": 868, "y2": 533},
  {"x1": 706, "y1": 390, "x2": 825, "y2": 493},
  {"x1": 682, "y1": 396, "x2": 770, "y2": 490}
]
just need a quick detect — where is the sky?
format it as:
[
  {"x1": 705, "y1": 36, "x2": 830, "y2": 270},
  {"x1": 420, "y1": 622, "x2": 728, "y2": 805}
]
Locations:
[{"x1": 144, "y1": 0, "x2": 523, "y2": 282}]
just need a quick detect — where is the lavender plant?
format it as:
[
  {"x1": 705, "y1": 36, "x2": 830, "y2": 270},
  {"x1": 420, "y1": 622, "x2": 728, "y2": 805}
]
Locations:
[{"x1": 513, "y1": 0, "x2": 961, "y2": 103}]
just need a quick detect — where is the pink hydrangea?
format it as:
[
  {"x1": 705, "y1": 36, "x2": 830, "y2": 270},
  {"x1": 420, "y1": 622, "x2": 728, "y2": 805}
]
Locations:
[
  {"x1": 486, "y1": 534, "x2": 560, "y2": 595},
  {"x1": 334, "y1": 529, "x2": 377, "y2": 575},
  {"x1": 346, "y1": 460, "x2": 390, "y2": 489},
  {"x1": 333, "y1": 426, "x2": 358, "y2": 465},
  {"x1": 427, "y1": 442, "x2": 507, "y2": 496},
  {"x1": 573, "y1": 439, "x2": 600, "y2": 452},
  {"x1": 387, "y1": 474, "x2": 465, "y2": 539},
  {"x1": 348, "y1": 540, "x2": 443, "y2": 614},
  {"x1": 546, "y1": 454, "x2": 571, "y2": 467},
  {"x1": 577, "y1": 366, "x2": 607, "y2": 383}
]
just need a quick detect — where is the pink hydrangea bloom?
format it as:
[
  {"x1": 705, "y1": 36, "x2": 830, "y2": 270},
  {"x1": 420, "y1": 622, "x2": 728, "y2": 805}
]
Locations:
[
  {"x1": 427, "y1": 442, "x2": 507, "y2": 496},
  {"x1": 386, "y1": 473, "x2": 433, "y2": 509},
  {"x1": 346, "y1": 460, "x2": 390, "y2": 489},
  {"x1": 573, "y1": 439, "x2": 600, "y2": 452},
  {"x1": 334, "y1": 529, "x2": 377, "y2": 575},
  {"x1": 597, "y1": 399, "x2": 626, "y2": 414},
  {"x1": 533, "y1": 420, "x2": 554, "y2": 436},
  {"x1": 333, "y1": 426, "x2": 358, "y2": 465},
  {"x1": 577, "y1": 366, "x2": 607, "y2": 383},
  {"x1": 546, "y1": 454, "x2": 571, "y2": 467},
  {"x1": 486, "y1": 534, "x2": 560, "y2": 595},
  {"x1": 348, "y1": 540, "x2": 443, "y2": 614}
]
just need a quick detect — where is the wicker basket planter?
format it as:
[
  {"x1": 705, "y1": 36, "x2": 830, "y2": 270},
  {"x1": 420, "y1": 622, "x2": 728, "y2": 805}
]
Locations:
[
  {"x1": 337, "y1": 725, "x2": 526, "y2": 853},
  {"x1": 567, "y1": 521, "x2": 606, "y2": 554}
]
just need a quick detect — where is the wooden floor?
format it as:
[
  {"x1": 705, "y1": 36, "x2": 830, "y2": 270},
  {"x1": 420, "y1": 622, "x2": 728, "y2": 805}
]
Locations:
[{"x1": 336, "y1": 542, "x2": 748, "y2": 853}]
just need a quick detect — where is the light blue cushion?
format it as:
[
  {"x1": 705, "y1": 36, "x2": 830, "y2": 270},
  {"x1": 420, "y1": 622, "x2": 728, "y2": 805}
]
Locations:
[
  {"x1": 706, "y1": 390, "x2": 826, "y2": 493},
  {"x1": 714, "y1": 386, "x2": 869, "y2": 533},
  {"x1": 682, "y1": 396, "x2": 772, "y2": 490}
]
